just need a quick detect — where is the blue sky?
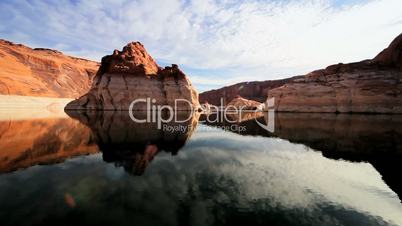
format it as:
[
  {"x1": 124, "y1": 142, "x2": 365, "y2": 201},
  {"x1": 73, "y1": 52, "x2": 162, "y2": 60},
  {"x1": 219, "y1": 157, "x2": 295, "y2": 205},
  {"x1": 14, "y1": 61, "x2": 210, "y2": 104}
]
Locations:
[{"x1": 1, "y1": 0, "x2": 402, "y2": 92}]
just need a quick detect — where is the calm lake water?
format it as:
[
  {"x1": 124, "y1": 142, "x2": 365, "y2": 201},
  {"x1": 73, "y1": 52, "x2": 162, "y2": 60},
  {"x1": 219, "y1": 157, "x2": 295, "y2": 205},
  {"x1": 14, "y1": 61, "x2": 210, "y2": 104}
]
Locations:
[{"x1": 0, "y1": 109, "x2": 401, "y2": 226}]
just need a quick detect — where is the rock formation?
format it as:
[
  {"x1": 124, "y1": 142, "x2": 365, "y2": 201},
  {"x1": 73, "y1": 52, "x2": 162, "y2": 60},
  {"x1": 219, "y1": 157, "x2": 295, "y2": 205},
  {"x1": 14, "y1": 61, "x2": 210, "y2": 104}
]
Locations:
[
  {"x1": 199, "y1": 76, "x2": 301, "y2": 106},
  {"x1": 374, "y1": 33, "x2": 402, "y2": 68},
  {"x1": 0, "y1": 39, "x2": 99, "y2": 98},
  {"x1": 65, "y1": 42, "x2": 199, "y2": 111},
  {"x1": 267, "y1": 33, "x2": 402, "y2": 113},
  {"x1": 226, "y1": 95, "x2": 263, "y2": 110}
]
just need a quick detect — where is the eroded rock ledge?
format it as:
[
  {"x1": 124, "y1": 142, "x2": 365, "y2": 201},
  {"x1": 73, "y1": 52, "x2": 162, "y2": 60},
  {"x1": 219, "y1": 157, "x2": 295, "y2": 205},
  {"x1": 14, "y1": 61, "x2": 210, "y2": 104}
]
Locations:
[
  {"x1": 267, "y1": 33, "x2": 402, "y2": 113},
  {"x1": 65, "y1": 42, "x2": 199, "y2": 111}
]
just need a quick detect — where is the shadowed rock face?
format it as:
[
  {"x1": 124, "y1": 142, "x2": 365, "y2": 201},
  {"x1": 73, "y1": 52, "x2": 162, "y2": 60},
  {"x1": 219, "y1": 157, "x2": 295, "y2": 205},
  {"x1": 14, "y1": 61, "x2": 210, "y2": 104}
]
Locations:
[
  {"x1": 0, "y1": 39, "x2": 99, "y2": 98},
  {"x1": 267, "y1": 33, "x2": 402, "y2": 113},
  {"x1": 374, "y1": 33, "x2": 402, "y2": 68},
  {"x1": 66, "y1": 110, "x2": 199, "y2": 175},
  {"x1": 65, "y1": 42, "x2": 199, "y2": 111}
]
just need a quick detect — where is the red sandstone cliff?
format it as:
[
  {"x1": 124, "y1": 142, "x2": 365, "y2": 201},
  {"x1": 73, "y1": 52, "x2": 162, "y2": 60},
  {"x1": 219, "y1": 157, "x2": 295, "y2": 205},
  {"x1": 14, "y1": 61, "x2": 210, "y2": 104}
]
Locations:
[
  {"x1": 0, "y1": 39, "x2": 99, "y2": 98},
  {"x1": 267, "y1": 33, "x2": 402, "y2": 113}
]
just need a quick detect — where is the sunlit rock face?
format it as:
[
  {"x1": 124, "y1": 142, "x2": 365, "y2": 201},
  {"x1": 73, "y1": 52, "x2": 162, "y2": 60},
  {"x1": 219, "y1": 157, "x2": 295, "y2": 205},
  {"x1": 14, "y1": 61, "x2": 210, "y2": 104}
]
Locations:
[
  {"x1": 66, "y1": 111, "x2": 199, "y2": 175},
  {"x1": 65, "y1": 42, "x2": 199, "y2": 111},
  {"x1": 267, "y1": 33, "x2": 402, "y2": 113},
  {"x1": 0, "y1": 116, "x2": 98, "y2": 173},
  {"x1": 0, "y1": 39, "x2": 99, "y2": 98},
  {"x1": 226, "y1": 95, "x2": 262, "y2": 110}
]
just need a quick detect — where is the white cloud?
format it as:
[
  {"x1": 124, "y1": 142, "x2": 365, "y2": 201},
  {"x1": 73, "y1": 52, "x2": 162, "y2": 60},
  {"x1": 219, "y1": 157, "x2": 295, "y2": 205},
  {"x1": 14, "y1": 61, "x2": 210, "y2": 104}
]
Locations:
[{"x1": 0, "y1": 0, "x2": 401, "y2": 90}]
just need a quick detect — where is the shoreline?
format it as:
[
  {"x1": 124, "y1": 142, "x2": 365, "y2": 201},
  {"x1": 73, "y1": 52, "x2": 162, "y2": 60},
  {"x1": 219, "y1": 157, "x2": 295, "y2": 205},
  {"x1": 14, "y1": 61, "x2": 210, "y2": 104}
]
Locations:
[{"x1": 0, "y1": 95, "x2": 72, "y2": 120}]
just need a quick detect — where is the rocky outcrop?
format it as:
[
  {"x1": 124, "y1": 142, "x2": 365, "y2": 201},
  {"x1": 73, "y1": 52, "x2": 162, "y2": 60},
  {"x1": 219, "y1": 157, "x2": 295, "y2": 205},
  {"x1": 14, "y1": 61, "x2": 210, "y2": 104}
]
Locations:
[
  {"x1": 226, "y1": 95, "x2": 262, "y2": 110},
  {"x1": 0, "y1": 39, "x2": 99, "y2": 98},
  {"x1": 374, "y1": 33, "x2": 402, "y2": 68},
  {"x1": 267, "y1": 33, "x2": 402, "y2": 113},
  {"x1": 65, "y1": 42, "x2": 199, "y2": 111},
  {"x1": 199, "y1": 76, "x2": 301, "y2": 106}
]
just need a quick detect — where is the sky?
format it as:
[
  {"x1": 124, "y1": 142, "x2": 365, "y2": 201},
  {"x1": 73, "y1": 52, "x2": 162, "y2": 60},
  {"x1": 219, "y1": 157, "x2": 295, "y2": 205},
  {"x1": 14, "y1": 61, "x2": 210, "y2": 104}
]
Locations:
[{"x1": 1, "y1": 0, "x2": 402, "y2": 92}]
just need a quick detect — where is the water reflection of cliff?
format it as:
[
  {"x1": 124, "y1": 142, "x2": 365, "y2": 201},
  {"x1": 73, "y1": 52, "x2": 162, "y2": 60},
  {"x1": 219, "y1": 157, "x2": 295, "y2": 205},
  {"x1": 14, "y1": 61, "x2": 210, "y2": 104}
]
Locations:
[
  {"x1": 66, "y1": 111, "x2": 199, "y2": 175},
  {"x1": 0, "y1": 116, "x2": 99, "y2": 173},
  {"x1": 202, "y1": 112, "x2": 402, "y2": 200},
  {"x1": 0, "y1": 109, "x2": 199, "y2": 175}
]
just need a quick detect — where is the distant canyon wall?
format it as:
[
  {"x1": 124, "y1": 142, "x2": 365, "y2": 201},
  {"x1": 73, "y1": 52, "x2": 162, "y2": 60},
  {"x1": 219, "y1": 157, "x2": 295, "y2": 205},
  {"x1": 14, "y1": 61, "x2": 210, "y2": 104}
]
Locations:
[
  {"x1": 201, "y1": 33, "x2": 402, "y2": 113},
  {"x1": 199, "y1": 77, "x2": 300, "y2": 106}
]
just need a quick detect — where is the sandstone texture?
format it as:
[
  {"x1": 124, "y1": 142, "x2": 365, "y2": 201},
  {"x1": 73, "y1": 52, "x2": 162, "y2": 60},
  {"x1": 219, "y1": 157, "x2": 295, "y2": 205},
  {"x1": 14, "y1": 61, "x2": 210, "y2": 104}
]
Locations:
[
  {"x1": 0, "y1": 39, "x2": 99, "y2": 98},
  {"x1": 226, "y1": 95, "x2": 263, "y2": 110},
  {"x1": 65, "y1": 42, "x2": 199, "y2": 111},
  {"x1": 199, "y1": 76, "x2": 300, "y2": 106},
  {"x1": 267, "y1": 33, "x2": 402, "y2": 113}
]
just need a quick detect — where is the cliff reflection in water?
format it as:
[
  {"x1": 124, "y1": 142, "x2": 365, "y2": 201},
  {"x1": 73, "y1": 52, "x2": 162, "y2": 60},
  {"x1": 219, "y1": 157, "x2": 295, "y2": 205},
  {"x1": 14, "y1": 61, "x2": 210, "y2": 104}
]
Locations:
[
  {"x1": 1, "y1": 110, "x2": 402, "y2": 225},
  {"x1": 0, "y1": 109, "x2": 198, "y2": 175},
  {"x1": 66, "y1": 110, "x2": 199, "y2": 175},
  {"x1": 2, "y1": 109, "x2": 401, "y2": 184},
  {"x1": 0, "y1": 113, "x2": 98, "y2": 173},
  {"x1": 202, "y1": 112, "x2": 402, "y2": 199}
]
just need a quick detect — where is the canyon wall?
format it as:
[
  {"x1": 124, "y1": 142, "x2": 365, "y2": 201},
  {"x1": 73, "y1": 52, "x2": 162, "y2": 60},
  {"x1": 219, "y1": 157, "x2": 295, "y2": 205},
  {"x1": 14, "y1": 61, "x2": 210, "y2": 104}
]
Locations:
[
  {"x1": 267, "y1": 34, "x2": 402, "y2": 113},
  {"x1": 200, "y1": 33, "x2": 402, "y2": 114},
  {"x1": 0, "y1": 39, "x2": 99, "y2": 98},
  {"x1": 199, "y1": 77, "x2": 300, "y2": 106}
]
